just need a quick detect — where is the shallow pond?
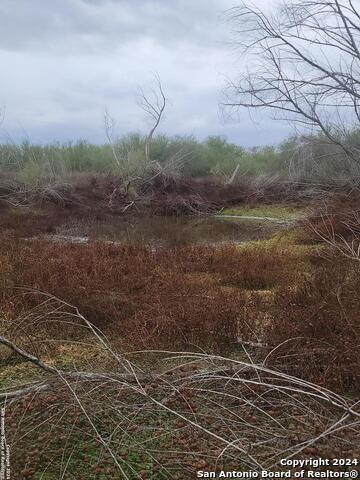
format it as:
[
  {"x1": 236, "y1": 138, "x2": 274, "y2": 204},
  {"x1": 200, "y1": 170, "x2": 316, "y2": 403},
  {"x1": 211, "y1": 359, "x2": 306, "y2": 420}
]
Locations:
[{"x1": 54, "y1": 215, "x2": 286, "y2": 246}]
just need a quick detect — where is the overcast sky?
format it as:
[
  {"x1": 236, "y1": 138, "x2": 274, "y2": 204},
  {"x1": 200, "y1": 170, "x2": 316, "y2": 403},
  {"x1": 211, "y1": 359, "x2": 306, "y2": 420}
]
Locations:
[{"x1": 0, "y1": 0, "x2": 290, "y2": 147}]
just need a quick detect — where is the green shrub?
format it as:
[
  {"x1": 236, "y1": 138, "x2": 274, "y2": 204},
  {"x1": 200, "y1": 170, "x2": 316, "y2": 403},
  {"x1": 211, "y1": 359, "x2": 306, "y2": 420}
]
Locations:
[{"x1": 3, "y1": 129, "x2": 360, "y2": 186}]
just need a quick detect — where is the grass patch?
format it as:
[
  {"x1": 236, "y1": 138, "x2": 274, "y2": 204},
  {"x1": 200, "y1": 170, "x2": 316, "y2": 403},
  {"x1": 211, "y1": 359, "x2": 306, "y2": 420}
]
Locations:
[{"x1": 0, "y1": 361, "x2": 45, "y2": 391}]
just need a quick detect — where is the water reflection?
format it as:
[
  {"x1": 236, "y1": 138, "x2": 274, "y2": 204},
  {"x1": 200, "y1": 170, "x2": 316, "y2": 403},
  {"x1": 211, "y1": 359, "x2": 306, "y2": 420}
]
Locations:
[{"x1": 56, "y1": 215, "x2": 281, "y2": 246}]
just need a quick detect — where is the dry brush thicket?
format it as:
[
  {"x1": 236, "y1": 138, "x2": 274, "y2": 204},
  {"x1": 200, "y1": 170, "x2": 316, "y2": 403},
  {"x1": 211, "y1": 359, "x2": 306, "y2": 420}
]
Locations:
[
  {"x1": 0, "y1": 171, "x2": 325, "y2": 218},
  {"x1": 1, "y1": 192, "x2": 360, "y2": 477},
  {"x1": 2, "y1": 296, "x2": 360, "y2": 479}
]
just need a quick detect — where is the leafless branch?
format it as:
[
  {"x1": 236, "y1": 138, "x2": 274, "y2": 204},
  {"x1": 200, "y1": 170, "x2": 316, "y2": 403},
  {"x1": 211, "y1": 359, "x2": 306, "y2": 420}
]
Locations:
[
  {"x1": 137, "y1": 74, "x2": 167, "y2": 163},
  {"x1": 224, "y1": 0, "x2": 360, "y2": 163},
  {"x1": 3, "y1": 293, "x2": 360, "y2": 475}
]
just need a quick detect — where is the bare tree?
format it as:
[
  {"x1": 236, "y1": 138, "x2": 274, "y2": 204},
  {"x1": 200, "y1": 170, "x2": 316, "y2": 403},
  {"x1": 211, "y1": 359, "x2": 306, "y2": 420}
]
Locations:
[
  {"x1": 104, "y1": 106, "x2": 122, "y2": 169},
  {"x1": 137, "y1": 74, "x2": 166, "y2": 163},
  {"x1": 224, "y1": 0, "x2": 360, "y2": 162}
]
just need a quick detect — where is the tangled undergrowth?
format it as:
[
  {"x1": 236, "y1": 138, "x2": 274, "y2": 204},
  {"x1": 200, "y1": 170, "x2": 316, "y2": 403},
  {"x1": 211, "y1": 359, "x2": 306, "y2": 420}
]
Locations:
[
  {"x1": 0, "y1": 172, "x2": 322, "y2": 217},
  {"x1": 2, "y1": 296, "x2": 360, "y2": 480},
  {"x1": 0, "y1": 235, "x2": 307, "y2": 353},
  {"x1": 303, "y1": 191, "x2": 360, "y2": 244},
  {"x1": 1, "y1": 196, "x2": 360, "y2": 478},
  {"x1": 265, "y1": 258, "x2": 360, "y2": 391},
  {"x1": 0, "y1": 219, "x2": 359, "y2": 392}
]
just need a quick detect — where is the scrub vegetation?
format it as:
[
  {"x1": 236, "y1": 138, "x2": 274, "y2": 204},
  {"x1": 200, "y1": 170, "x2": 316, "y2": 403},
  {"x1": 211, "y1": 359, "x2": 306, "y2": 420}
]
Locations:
[
  {"x1": 0, "y1": 190, "x2": 360, "y2": 478},
  {"x1": 2, "y1": 0, "x2": 360, "y2": 476},
  {"x1": 1, "y1": 134, "x2": 360, "y2": 478},
  {"x1": 2, "y1": 130, "x2": 360, "y2": 187}
]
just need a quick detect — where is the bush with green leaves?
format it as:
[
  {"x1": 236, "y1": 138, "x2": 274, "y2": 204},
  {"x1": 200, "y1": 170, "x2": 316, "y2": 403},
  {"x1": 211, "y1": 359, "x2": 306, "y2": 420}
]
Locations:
[{"x1": 2, "y1": 129, "x2": 360, "y2": 187}]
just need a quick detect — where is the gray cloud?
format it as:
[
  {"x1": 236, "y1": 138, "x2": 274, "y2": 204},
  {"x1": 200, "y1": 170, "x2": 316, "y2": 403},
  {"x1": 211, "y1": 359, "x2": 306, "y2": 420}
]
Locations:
[
  {"x1": 0, "y1": 0, "x2": 231, "y2": 53},
  {"x1": 0, "y1": 0, "x2": 289, "y2": 146}
]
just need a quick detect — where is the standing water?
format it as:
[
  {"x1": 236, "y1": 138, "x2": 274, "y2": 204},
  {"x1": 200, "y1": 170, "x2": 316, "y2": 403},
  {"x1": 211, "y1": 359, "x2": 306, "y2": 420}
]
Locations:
[{"x1": 53, "y1": 215, "x2": 285, "y2": 246}]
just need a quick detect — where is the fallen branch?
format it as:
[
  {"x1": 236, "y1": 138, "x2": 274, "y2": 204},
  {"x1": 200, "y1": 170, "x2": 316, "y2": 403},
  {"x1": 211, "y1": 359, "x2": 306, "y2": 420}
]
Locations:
[{"x1": 0, "y1": 334, "x2": 57, "y2": 374}]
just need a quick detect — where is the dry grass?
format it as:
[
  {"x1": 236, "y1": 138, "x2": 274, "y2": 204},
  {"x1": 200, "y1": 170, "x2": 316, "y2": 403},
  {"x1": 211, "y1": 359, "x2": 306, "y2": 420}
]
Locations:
[
  {"x1": 1, "y1": 201, "x2": 359, "y2": 389},
  {"x1": 264, "y1": 259, "x2": 360, "y2": 391},
  {"x1": 267, "y1": 192, "x2": 360, "y2": 391},
  {"x1": 1, "y1": 205, "x2": 360, "y2": 478},
  {"x1": 0, "y1": 238, "x2": 305, "y2": 354}
]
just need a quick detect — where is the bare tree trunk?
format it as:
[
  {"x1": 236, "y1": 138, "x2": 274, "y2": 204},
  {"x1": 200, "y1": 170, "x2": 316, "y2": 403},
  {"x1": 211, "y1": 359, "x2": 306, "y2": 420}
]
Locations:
[{"x1": 138, "y1": 74, "x2": 166, "y2": 164}]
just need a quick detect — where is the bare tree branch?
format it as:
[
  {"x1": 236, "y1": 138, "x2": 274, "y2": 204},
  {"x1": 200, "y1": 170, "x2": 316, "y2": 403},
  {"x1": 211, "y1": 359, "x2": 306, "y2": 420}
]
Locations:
[
  {"x1": 224, "y1": 0, "x2": 360, "y2": 163},
  {"x1": 137, "y1": 74, "x2": 167, "y2": 163}
]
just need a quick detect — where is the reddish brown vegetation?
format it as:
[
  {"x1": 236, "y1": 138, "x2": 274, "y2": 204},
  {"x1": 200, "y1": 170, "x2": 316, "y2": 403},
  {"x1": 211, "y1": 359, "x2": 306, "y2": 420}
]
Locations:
[
  {"x1": 0, "y1": 236, "x2": 305, "y2": 353},
  {"x1": 2, "y1": 190, "x2": 360, "y2": 392},
  {"x1": 271, "y1": 193, "x2": 360, "y2": 391},
  {"x1": 0, "y1": 240, "x2": 242, "y2": 351},
  {"x1": 264, "y1": 258, "x2": 360, "y2": 391},
  {"x1": 140, "y1": 175, "x2": 304, "y2": 215},
  {"x1": 303, "y1": 190, "x2": 360, "y2": 243}
]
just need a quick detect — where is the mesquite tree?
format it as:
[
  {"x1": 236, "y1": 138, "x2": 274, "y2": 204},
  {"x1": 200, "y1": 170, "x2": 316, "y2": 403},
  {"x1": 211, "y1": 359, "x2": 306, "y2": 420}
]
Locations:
[{"x1": 224, "y1": 0, "x2": 360, "y2": 162}]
